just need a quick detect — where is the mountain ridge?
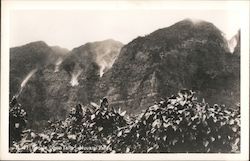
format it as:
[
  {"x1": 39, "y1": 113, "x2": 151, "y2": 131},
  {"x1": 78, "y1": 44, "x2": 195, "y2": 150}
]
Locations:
[
  {"x1": 95, "y1": 19, "x2": 240, "y2": 113},
  {"x1": 10, "y1": 39, "x2": 123, "y2": 128},
  {"x1": 9, "y1": 19, "x2": 240, "y2": 129}
]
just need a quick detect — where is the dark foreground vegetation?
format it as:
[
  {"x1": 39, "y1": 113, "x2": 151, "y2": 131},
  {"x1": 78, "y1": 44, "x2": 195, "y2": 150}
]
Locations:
[{"x1": 9, "y1": 90, "x2": 240, "y2": 153}]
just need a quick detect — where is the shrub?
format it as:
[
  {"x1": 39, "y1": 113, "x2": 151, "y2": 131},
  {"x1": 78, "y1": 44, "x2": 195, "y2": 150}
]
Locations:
[
  {"x1": 9, "y1": 97, "x2": 28, "y2": 147},
  {"x1": 9, "y1": 90, "x2": 240, "y2": 153}
]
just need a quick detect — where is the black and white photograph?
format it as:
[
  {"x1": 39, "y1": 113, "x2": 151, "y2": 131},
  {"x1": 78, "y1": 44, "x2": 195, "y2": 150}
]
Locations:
[{"x1": 1, "y1": 0, "x2": 249, "y2": 160}]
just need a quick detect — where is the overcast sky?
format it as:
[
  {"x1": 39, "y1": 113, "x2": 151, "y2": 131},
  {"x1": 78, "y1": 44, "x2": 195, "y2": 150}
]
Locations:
[{"x1": 10, "y1": 10, "x2": 241, "y2": 50}]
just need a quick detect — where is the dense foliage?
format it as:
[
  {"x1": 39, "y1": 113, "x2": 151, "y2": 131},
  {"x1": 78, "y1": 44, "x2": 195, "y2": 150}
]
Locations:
[
  {"x1": 9, "y1": 97, "x2": 28, "y2": 147},
  {"x1": 9, "y1": 90, "x2": 240, "y2": 153},
  {"x1": 112, "y1": 90, "x2": 240, "y2": 153}
]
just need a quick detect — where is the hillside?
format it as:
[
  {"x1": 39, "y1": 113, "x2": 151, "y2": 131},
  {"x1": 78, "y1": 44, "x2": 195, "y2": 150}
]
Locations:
[
  {"x1": 96, "y1": 19, "x2": 240, "y2": 113},
  {"x1": 10, "y1": 40, "x2": 123, "y2": 128},
  {"x1": 9, "y1": 19, "x2": 240, "y2": 129}
]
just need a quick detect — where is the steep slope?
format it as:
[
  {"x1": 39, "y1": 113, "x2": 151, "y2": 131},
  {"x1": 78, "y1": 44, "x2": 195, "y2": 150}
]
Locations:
[
  {"x1": 62, "y1": 39, "x2": 123, "y2": 77},
  {"x1": 10, "y1": 41, "x2": 70, "y2": 128},
  {"x1": 10, "y1": 39, "x2": 123, "y2": 129},
  {"x1": 10, "y1": 42, "x2": 70, "y2": 96},
  {"x1": 97, "y1": 19, "x2": 240, "y2": 113},
  {"x1": 10, "y1": 41, "x2": 54, "y2": 97},
  {"x1": 40, "y1": 39, "x2": 123, "y2": 123},
  {"x1": 61, "y1": 39, "x2": 123, "y2": 105}
]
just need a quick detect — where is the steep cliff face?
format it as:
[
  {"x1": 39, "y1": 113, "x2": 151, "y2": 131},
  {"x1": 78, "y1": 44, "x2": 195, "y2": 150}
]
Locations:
[
  {"x1": 10, "y1": 41, "x2": 69, "y2": 128},
  {"x1": 10, "y1": 40, "x2": 123, "y2": 128},
  {"x1": 10, "y1": 41, "x2": 55, "y2": 97},
  {"x1": 61, "y1": 39, "x2": 123, "y2": 105},
  {"x1": 97, "y1": 19, "x2": 240, "y2": 113}
]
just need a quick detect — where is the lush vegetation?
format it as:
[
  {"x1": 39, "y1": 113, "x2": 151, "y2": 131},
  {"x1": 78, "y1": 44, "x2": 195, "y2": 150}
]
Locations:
[
  {"x1": 9, "y1": 97, "x2": 28, "y2": 146},
  {"x1": 9, "y1": 90, "x2": 240, "y2": 153}
]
